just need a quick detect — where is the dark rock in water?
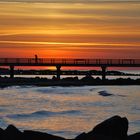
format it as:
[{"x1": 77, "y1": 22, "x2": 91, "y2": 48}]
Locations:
[
  {"x1": 0, "y1": 128, "x2": 4, "y2": 133},
  {"x1": 0, "y1": 125, "x2": 66, "y2": 140},
  {"x1": 75, "y1": 132, "x2": 87, "y2": 139},
  {"x1": 75, "y1": 115, "x2": 128, "y2": 140},
  {"x1": 4, "y1": 125, "x2": 23, "y2": 140},
  {"x1": 5, "y1": 125, "x2": 21, "y2": 134},
  {"x1": 76, "y1": 133, "x2": 113, "y2": 140},
  {"x1": 91, "y1": 115, "x2": 128, "y2": 140},
  {"x1": 127, "y1": 133, "x2": 140, "y2": 140},
  {"x1": 0, "y1": 128, "x2": 5, "y2": 139},
  {"x1": 98, "y1": 90, "x2": 113, "y2": 97},
  {"x1": 23, "y1": 130, "x2": 66, "y2": 140},
  {"x1": 1, "y1": 115, "x2": 140, "y2": 140}
]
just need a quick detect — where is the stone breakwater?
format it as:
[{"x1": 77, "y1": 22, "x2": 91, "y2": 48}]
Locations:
[{"x1": 0, "y1": 116, "x2": 140, "y2": 140}]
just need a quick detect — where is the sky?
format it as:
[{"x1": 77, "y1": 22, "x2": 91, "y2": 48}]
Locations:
[
  {"x1": 1, "y1": 0, "x2": 140, "y2": 2},
  {"x1": 0, "y1": 1, "x2": 140, "y2": 59}
]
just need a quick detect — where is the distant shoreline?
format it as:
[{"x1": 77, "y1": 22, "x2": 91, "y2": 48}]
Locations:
[
  {"x1": 0, "y1": 77, "x2": 140, "y2": 88},
  {"x1": 0, "y1": 68, "x2": 140, "y2": 76}
]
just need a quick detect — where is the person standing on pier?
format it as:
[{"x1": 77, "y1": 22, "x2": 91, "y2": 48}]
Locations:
[{"x1": 35, "y1": 55, "x2": 38, "y2": 63}]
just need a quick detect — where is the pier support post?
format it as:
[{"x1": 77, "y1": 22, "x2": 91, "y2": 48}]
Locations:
[
  {"x1": 10, "y1": 66, "x2": 14, "y2": 78},
  {"x1": 56, "y1": 65, "x2": 61, "y2": 80},
  {"x1": 101, "y1": 66, "x2": 106, "y2": 81}
]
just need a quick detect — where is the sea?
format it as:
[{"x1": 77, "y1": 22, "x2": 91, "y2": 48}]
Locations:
[{"x1": 0, "y1": 84, "x2": 140, "y2": 139}]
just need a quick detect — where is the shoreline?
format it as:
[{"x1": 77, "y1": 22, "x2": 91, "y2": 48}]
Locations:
[{"x1": 0, "y1": 77, "x2": 140, "y2": 88}]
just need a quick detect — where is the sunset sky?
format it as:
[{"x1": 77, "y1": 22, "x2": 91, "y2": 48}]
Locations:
[{"x1": 0, "y1": 0, "x2": 140, "y2": 59}]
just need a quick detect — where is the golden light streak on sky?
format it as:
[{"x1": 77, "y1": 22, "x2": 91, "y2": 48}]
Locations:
[{"x1": 0, "y1": 1, "x2": 140, "y2": 58}]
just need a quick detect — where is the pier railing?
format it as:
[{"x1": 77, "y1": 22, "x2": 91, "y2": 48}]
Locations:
[{"x1": 0, "y1": 58, "x2": 140, "y2": 66}]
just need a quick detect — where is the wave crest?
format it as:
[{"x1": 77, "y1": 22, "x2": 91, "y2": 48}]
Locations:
[{"x1": 6, "y1": 110, "x2": 82, "y2": 119}]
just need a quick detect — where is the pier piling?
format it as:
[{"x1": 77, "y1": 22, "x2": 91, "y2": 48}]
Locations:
[
  {"x1": 101, "y1": 66, "x2": 107, "y2": 80},
  {"x1": 10, "y1": 66, "x2": 14, "y2": 78},
  {"x1": 56, "y1": 65, "x2": 61, "y2": 80}
]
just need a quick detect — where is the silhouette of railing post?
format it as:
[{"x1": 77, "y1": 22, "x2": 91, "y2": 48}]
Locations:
[
  {"x1": 56, "y1": 65, "x2": 61, "y2": 80},
  {"x1": 10, "y1": 66, "x2": 14, "y2": 78},
  {"x1": 101, "y1": 66, "x2": 107, "y2": 81}
]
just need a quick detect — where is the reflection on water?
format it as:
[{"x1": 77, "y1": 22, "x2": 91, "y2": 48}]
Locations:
[{"x1": 0, "y1": 86, "x2": 140, "y2": 138}]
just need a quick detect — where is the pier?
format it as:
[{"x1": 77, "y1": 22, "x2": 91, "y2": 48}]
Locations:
[{"x1": 0, "y1": 58, "x2": 140, "y2": 80}]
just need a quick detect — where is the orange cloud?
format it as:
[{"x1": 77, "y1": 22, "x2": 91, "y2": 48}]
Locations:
[{"x1": 0, "y1": 1, "x2": 140, "y2": 59}]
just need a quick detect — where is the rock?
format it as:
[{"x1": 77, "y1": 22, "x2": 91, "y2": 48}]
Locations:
[
  {"x1": 23, "y1": 130, "x2": 66, "y2": 140},
  {"x1": 1, "y1": 115, "x2": 139, "y2": 140},
  {"x1": 0, "y1": 125, "x2": 66, "y2": 140},
  {"x1": 0, "y1": 128, "x2": 4, "y2": 133},
  {"x1": 75, "y1": 133, "x2": 113, "y2": 140},
  {"x1": 5, "y1": 124, "x2": 21, "y2": 134},
  {"x1": 98, "y1": 90, "x2": 113, "y2": 97},
  {"x1": 127, "y1": 133, "x2": 140, "y2": 140},
  {"x1": 4, "y1": 125, "x2": 23, "y2": 140},
  {"x1": 75, "y1": 115, "x2": 128, "y2": 140},
  {"x1": 92, "y1": 115, "x2": 128, "y2": 140},
  {"x1": 0, "y1": 128, "x2": 5, "y2": 139},
  {"x1": 75, "y1": 132, "x2": 86, "y2": 139}
]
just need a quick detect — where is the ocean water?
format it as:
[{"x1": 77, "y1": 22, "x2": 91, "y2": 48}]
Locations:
[{"x1": 0, "y1": 86, "x2": 140, "y2": 138}]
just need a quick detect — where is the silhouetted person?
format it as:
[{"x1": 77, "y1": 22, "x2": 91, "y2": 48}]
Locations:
[{"x1": 35, "y1": 55, "x2": 38, "y2": 63}]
